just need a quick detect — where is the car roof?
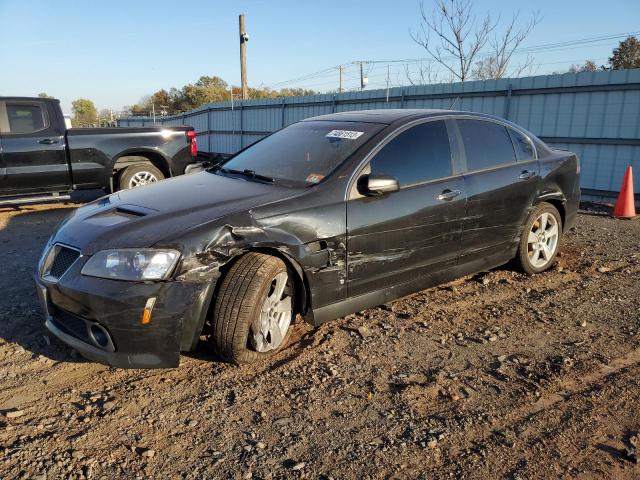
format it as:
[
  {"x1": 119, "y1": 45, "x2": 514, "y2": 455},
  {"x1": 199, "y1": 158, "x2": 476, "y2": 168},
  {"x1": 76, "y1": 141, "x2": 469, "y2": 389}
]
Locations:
[
  {"x1": 304, "y1": 108, "x2": 477, "y2": 125},
  {"x1": 0, "y1": 96, "x2": 60, "y2": 103}
]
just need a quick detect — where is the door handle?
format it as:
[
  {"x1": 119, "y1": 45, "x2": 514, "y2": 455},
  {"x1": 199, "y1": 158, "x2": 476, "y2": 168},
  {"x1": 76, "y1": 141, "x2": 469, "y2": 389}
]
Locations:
[
  {"x1": 39, "y1": 138, "x2": 59, "y2": 145},
  {"x1": 519, "y1": 170, "x2": 535, "y2": 180},
  {"x1": 437, "y1": 189, "x2": 461, "y2": 201}
]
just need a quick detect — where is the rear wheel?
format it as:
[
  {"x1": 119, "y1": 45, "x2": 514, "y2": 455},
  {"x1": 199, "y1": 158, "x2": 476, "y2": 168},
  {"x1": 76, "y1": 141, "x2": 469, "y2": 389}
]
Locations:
[
  {"x1": 118, "y1": 163, "x2": 165, "y2": 190},
  {"x1": 210, "y1": 253, "x2": 294, "y2": 364},
  {"x1": 517, "y1": 202, "x2": 562, "y2": 275}
]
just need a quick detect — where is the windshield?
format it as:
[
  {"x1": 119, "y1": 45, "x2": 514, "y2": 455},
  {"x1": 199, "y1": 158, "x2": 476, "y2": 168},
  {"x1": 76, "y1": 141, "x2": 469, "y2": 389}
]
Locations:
[{"x1": 217, "y1": 120, "x2": 384, "y2": 186}]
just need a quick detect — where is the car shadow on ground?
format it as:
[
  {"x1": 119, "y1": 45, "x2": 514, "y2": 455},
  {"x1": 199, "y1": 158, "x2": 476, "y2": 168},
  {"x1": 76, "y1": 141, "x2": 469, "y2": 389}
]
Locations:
[{"x1": 0, "y1": 192, "x2": 103, "y2": 364}]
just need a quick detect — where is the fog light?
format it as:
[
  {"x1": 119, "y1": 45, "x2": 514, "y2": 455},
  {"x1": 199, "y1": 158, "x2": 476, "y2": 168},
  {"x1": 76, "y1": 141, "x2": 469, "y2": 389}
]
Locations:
[{"x1": 90, "y1": 324, "x2": 109, "y2": 348}]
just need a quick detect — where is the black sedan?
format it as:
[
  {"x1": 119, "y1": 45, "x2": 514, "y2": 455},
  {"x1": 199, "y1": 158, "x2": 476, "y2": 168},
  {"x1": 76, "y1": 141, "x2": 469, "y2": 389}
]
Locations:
[{"x1": 35, "y1": 109, "x2": 580, "y2": 368}]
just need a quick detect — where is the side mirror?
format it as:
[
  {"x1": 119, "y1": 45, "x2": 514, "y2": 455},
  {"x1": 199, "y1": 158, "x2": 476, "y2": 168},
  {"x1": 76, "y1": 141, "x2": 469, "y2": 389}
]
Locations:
[{"x1": 357, "y1": 174, "x2": 400, "y2": 196}]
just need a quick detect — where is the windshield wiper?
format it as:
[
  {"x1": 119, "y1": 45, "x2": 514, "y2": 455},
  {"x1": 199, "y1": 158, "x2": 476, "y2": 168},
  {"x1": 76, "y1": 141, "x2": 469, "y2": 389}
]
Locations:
[{"x1": 220, "y1": 168, "x2": 274, "y2": 183}]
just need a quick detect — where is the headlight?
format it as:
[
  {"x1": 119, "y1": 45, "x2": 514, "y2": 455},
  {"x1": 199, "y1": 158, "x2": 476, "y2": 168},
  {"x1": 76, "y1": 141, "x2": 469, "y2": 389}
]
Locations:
[{"x1": 81, "y1": 249, "x2": 180, "y2": 281}]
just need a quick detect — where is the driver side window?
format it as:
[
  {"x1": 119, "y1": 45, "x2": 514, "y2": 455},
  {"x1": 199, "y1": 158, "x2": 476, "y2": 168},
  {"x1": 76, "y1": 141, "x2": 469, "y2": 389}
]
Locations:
[{"x1": 369, "y1": 120, "x2": 452, "y2": 187}]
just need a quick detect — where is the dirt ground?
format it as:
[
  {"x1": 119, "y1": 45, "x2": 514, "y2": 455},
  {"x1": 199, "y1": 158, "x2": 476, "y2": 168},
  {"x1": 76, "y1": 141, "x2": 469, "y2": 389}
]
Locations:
[{"x1": 0, "y1": 199, "x2": 638, "y2": 480}]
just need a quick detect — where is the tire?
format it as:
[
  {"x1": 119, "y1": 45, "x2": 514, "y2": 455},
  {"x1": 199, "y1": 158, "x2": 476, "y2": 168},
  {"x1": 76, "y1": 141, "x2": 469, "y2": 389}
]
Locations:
[
  {"x1": 118, "y1": 163, "x2": 165, "y2": 190},
  {"x1": 517, "y1": 202, "x2": 563, "y2": 275},
  {"x1": 211, "y1": 253, "x2": 295, "y2": 364}
]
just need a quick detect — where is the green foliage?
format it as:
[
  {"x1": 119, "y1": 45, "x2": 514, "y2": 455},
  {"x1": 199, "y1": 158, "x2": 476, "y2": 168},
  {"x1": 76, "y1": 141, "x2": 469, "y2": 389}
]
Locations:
[
  {"x1": 609, "y1": 36, "x2": 640, "y2": 70},
  {"x1": 71, "y1": 98, "x2": 97, "y2": 127},
  {"x1": 37, "y1": 92, "x2": 54, "y2": 98},
  {"x1": 128, "y1": 76, "x2": 317, "y2": 115}
]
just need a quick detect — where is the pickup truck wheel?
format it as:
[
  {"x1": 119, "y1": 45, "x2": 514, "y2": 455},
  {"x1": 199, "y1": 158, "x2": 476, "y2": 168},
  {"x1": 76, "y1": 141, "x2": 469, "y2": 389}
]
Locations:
[
  {"x1": 517, "y1": 202, "x2": 562, "y2": 275},
  {"x1": 211, "y1": 253, "x2": 294, "y2": 364},
  {"x1": 119, "y1": 163, "x2": 165, "y2": 190}
]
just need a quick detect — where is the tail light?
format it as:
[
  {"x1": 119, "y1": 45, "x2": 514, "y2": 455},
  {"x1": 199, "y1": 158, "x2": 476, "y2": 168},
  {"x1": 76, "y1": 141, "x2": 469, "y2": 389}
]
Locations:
[{"x1": 186, "y1": 130, "x2": 197, "y2": 157}]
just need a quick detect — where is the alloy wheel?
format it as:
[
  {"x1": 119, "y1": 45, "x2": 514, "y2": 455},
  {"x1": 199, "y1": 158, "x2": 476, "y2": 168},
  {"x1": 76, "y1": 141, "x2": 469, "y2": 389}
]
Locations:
[
  {"x1": 250, "y1": 272, "x2": 292, "y2": 352},
  {"x1": 128, "y1": 171, "x2": 158, "y2": 188},
  {"x1": 527, "y1": 212, "x2": 559, "y2": 268}
]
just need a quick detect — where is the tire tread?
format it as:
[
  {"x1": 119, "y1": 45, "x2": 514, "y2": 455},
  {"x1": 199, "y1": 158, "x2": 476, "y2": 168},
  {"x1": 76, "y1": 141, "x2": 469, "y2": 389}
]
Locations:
[{"x1": 211, "y1": 253, "x2": 289, "y2": 364}]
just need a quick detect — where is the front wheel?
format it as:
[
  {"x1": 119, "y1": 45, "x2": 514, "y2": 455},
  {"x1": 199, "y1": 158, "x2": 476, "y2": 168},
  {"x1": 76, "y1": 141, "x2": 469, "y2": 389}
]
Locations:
[
  {"x1": 517, "y1": 202, "x2": 562, "y2": 275},
  {"x1": 210, "y1": 253, "x2": 295, "y2": 364}
]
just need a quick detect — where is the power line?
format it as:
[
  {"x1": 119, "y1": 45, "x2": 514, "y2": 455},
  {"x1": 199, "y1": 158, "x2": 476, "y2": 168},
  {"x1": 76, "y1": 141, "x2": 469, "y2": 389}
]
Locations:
[{"x1": 263, "y1": 30, "x2": 638, "y2": 91}]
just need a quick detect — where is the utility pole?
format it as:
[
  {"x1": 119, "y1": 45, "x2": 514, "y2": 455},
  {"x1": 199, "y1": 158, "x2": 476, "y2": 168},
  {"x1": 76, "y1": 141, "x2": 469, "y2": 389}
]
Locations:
[
  {"x1": 354, "y1": 61, "x2": 368, "y2": 90},
  {"x1": 338, "y1": 65, "x2": 343, "y2": 93},
  {"x1": 239, "y1": 14, "x2": 249, "y2": 100},
  {"x1": 152, "y1": 103, "x2": 156, "y2": 124},
  {"x1": 385, "y1": 64, "x2": 390, "y2": 102}
]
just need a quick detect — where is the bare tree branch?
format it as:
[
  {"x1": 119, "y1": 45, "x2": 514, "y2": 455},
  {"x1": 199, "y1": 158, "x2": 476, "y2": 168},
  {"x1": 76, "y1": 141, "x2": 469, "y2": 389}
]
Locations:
[
  {"x1": 410, "y1": 0, "x2": 497, "y2": 82},
  {"x1": 405, "y1": 61, "x2": 441, "y2": 85},
  {"x1": 473, "y1": 11, "x2": 542, "y2": 79},
  {"x1": 410, "y1": 0, "x2": 540, "y2": 83}
]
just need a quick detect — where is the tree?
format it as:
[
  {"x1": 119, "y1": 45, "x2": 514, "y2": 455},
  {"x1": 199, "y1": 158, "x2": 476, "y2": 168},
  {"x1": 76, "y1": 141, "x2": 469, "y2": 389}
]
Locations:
[
  {"x1": 71, "y1": 98, "x2": 97, "y2": 127},
  {"x1": 410, "y1": 0, "x2": 540, "y2": 83},
  {"x1": 97, "y1": 108, "x2": 114, "y2": 126},
  {"x1": 37, "y1": 92, "x2": 53, "y2": 98},
  {"x1": 151, "y1": 89, "x2": 171, "y2": 114},
  {"x1": 130, "y1": 104, "x2": 146, "y2": 116},
  {"x1": 609, "y1": 35, "x2": 640, "y2": 70},
  {"x1": 125, "y1": 75, "x2": 319, "y2": 116},
  {"x1": 568, "y1": 60, "x2": 599, "y2": 73}
]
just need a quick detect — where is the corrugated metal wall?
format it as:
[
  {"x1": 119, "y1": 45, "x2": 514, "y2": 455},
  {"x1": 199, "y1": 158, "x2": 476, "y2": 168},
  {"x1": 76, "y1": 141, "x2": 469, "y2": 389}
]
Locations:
[{"x1": 118, "y1": 69, "x2": 640, "y2": 199}]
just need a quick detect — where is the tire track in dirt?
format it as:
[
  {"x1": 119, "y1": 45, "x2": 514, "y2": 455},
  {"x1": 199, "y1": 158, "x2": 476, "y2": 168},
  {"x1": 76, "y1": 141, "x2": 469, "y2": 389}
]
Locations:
[{"x1": 440, "y1": 346, "x2": 640, "y2": 459}]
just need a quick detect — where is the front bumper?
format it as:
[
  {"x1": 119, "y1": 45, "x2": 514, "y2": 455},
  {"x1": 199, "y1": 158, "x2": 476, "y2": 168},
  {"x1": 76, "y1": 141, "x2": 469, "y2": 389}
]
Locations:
[{"x1": 34, "y1": 266, "x2": 214, "y2": 369}]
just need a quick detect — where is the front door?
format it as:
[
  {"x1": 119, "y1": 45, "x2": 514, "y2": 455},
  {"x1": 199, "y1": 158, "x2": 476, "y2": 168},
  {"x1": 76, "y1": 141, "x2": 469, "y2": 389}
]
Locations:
[
  {"x1": 0, "y1": 100, "x2": 69, "y2": 196},
  {"x1": 346, "y1": 119, "x2": 467, "y2": 298}
]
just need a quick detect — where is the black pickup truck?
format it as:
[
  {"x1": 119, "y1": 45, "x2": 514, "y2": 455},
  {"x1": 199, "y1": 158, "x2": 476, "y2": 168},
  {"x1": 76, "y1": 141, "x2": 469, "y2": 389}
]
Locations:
[{"x1": 0, "y1": 97, "x2": 198, "y2": 202}]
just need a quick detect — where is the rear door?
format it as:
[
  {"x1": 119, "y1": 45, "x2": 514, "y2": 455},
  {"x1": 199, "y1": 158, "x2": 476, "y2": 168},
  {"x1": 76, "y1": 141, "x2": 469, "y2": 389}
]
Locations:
[
  {"x1": 454, "y1": 118, "x2": 539, "y2": 264},
  {"x1": 0, "y1": 100, "x2": 69, "y2": 195},
  {"x1": 346, "y1": 119, "x2": 467, "y2": 297}
]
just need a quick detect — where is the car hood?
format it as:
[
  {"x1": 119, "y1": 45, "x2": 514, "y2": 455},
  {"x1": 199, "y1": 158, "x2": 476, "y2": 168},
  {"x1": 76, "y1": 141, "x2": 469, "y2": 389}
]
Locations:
[{"x1": 52, "y1": 172, "x2": 302, "y2": 254}]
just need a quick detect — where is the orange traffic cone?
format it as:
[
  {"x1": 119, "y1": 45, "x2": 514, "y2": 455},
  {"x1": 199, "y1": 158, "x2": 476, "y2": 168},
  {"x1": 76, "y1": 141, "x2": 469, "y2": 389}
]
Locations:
[{"x1": 613, "y1": 165, "x2": 636, "y2": 219}]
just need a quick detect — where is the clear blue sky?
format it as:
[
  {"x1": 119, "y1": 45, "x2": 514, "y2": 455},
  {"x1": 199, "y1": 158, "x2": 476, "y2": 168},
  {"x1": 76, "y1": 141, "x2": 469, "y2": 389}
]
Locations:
[{"x1": 1, "y1": 0, "x2": 638, "y2": 113}]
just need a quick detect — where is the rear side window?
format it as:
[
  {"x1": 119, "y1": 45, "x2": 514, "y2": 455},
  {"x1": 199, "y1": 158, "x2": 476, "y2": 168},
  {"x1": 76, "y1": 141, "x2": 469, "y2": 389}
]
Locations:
[
  {"x1": 6, "y1": 103, "x2": 48, "y2": 134},
  {"x1": 369, "y1": 120, "x2": 452, "y2": 186},
  {"x1": 457, "y1": 119, "x2": 516, "y2": 171},
  {"x1": 508, "y1": 128, "x2": 535, "y2": 161}
]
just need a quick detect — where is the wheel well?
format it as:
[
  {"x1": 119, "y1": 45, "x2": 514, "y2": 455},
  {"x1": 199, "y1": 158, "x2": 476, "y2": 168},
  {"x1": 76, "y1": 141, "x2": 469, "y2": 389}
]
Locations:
[
  {"x1": 113, "y1": 152, "x2": 171, "y2": 179},
  {"x1": 544, "y1": 199, "x2": 566, "y2": 231}
]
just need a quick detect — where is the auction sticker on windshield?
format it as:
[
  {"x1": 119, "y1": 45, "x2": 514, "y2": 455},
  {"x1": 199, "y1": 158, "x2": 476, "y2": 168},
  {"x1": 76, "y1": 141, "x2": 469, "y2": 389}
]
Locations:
[{"x1": 326, "y1": 130, "x2": 364, "y2": 139}]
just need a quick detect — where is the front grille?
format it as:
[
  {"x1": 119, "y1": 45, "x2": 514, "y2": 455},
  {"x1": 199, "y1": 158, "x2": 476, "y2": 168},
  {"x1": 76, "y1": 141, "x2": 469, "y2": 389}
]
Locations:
[
  {"x1": 42, "y1": 245, "x2": 80, "y2": 280},
  {"x1": 51, "y1": 307, "x2": 90, "y2": 343}
]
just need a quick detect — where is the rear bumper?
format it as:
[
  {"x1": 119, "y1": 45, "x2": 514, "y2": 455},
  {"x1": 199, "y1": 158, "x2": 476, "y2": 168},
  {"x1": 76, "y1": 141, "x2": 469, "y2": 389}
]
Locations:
[
  {"x1": 34, "y1": 270, "x2": 215, "y2": 369},
  {"x1": 564, "y1": 183, "x2": 581, "y2": 231}
]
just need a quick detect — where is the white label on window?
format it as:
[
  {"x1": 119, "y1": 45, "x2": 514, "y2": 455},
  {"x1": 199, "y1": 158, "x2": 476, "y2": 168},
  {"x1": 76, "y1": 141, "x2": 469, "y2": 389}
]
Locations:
[{"x1": 326, "y1": 129, "x2": 364, "y2": 139}]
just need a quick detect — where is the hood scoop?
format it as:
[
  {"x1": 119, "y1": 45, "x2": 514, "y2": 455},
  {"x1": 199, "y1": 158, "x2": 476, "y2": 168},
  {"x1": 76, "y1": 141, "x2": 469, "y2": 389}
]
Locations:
[
  {"x1": 115, "y1": 205, "x2": 156, "y2": 217},
  {"x1": 84, "y1": 204, "x2": 158, "y2": 227}
]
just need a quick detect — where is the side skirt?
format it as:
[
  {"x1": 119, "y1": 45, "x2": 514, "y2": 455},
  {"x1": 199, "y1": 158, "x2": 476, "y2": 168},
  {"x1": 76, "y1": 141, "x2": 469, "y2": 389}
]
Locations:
[{"x1": 310, "y1": 249, "x2": 513, "y2": 326}]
